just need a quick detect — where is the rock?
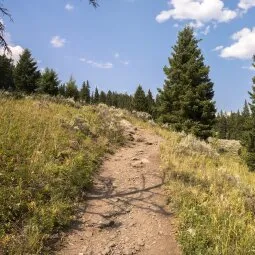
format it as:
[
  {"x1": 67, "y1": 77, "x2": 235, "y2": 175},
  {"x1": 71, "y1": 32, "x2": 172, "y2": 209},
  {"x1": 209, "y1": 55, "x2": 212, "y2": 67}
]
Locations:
[
  {"x1": 131, "y1": 157, "x2": 139, "y2": 161},
  {"x1": 145, "y1": 142, "x2": 153, "y2": 145},
  {"x1": 134, "y1": 244, "x2": 141, "y2": 252},
  {"x1": 137, "y1": 239, "x2": 145, "y2": 246},
  {"x1": 131, "y1": 161, "x2": 144, "y2": 168},
  {"x1": 122, "y1": 248, "x2": 133, "y2": 255},
  {"x1": 136, "y1": 137, "x2": 145, "y2": 142},
  {"x1": 141, "y1": 158, "x2": 149, "y2": 164},
  {"x1": 108, "y1": 241, "x2": 116, "y2": 248},
  {"x1": 101, "y1": 247, "x2": 110, "y2": 255},
  {"x1": 85, "y1": 231, "x2": 93, "y2": 238}
]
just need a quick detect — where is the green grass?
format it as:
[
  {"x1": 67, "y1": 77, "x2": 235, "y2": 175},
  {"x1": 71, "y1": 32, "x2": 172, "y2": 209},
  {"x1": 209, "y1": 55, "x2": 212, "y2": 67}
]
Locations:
[{"x1": 0, "y1": 97, "x2": 125, "y2": 254}]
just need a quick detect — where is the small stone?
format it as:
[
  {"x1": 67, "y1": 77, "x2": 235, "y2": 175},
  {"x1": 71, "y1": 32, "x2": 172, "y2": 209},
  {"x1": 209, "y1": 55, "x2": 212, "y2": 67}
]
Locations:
[
  {"x1": 134, "y1": 244, "x2": 141, "y2": 251},
  {"x1": 131, "y1": 161, "x2": 144, "y2": 168},
  {"x1": 102, "y1": 247, "x2": 110, "y2": 255},
  {"x1": 137, "y1": 239, "x2": 145, "y2": 246},
  {"x1": 108, "y1": 241, "x2": 116, "y2": 248},
  {"x1": 85, "y1": 231, "x2": 93, "y2": 238},
  {"x1": 122, "y1": 248, "x2": 133, "y2": 255}
]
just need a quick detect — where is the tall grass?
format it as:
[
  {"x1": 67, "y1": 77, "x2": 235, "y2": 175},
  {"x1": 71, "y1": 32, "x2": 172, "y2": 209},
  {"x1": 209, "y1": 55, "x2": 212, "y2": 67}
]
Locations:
[
  {"x1": 0, "y1": 97, "x2": 124, "y2": 254},
  {"x1": 159, "y1": 129, "x2": 255, "y2": 254}
]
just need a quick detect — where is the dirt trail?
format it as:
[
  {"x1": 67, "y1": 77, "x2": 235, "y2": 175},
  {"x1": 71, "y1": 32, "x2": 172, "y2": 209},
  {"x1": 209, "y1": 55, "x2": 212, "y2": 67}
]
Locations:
[{"x1": 58, "y1": 121, "x2": 180, "y2": 255}]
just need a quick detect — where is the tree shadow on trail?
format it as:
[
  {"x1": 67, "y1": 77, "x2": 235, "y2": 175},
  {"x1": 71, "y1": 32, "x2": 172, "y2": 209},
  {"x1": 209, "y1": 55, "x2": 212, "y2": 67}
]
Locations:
[{"x1": 84, "y1": 171, "x2": 172, "y2": 218}]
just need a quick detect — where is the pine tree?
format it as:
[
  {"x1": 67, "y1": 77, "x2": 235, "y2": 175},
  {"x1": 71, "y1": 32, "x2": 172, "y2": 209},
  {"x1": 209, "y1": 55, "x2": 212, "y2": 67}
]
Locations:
[
  {"x1": 58, "y1": 84, "x2": 66, "y2": 97},
  {"x1": 37, "y1": 68, "x2": 59, "y2": 96},
  {"x1": 242, "y1": 100, "x2": 250, "y2": 117},
  {"x1": 157, "y1": 26, "x2": 216, "y2": 139},
  {"x1": 14, "y1": 49, "x2": 40, "y2": 93},
  {"x1": 91, "y1": 92, "x2": 94, "y2": 104},
  {"x1": 242, "y1": 56, "x2": 255, "y2": 171},
  {"x1": 216, "y1": 111, "x2": 228, "y2": 139},
  {"x1": 0, "y1": 54, "x2": 14, "y2": 90},
  {"x1": 133, "y1": 85, "x2": 147, "y2": 112},
  {"x1": 94, "y1": 87, "x2": 99, "y2": 104},
  {"x1": 65, "y1": 76, "x2": 79, "y2": 100},
  {"x1": 80, "y1": 80, "x2": 91, "y2": 103},
  {"x1": 106, "y1": 90, "x2": 113, "y2": 106},
  {"x1": 146, "y1": 89, "x2": 155, "y2": 115},
  {"x1": 99, "y1": 91, "x2": 107, "y2": 104}
]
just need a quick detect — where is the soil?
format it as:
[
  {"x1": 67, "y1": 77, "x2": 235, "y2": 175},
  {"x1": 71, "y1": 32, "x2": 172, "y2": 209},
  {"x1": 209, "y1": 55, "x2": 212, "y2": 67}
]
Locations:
[{"x1": 58, "y1": 121, "x2": 181, "y2": 255}]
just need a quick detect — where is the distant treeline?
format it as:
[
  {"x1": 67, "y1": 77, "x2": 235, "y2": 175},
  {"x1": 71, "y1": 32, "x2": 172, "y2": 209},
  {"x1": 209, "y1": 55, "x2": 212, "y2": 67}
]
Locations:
[
  {"x1": 1, "y1": 27, "x2": 255, "y2": 170},
  {"x1": 0, "y1": 49, "x2": 155, "y2": 115},
  {"x1": 215, "y1": 100, "x2": 250, "y2": 140}
]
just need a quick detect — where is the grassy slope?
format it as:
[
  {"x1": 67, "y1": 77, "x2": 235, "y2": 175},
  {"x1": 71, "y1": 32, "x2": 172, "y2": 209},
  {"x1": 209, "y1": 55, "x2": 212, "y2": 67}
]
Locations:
[
  {"x1": 2, "y1": 97, "x2": 255, "y2": 255},
  {"x1": 127, "y1": 116, "x2": 255, "y2": 255},
  {"x1": 159, "y1": 130, "x2": 255, "y2": 255},
  {"x1": 0, "y1": 97, "x2": 124, "y2": 254}
]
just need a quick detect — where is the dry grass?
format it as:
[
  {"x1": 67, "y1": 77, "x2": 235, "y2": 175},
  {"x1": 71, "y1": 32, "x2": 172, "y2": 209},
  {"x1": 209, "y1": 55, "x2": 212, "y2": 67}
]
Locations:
[
  {"x1": 0, "y1": 98, "x2": 125, "y2": 254},
  {"x1": 159, "y1": 130, "x2": 255, "y2": 255}
]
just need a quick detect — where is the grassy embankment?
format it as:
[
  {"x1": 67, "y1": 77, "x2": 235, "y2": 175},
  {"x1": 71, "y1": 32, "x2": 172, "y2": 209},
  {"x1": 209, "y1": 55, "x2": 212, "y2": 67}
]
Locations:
[
  {"x1": 0, "y1": 95, "x2": 125, "y2": 254},
  {"x1": 127, "y1": 115, "x2": 255, "y2": 254},
  {"x1": 160, "y1": 130, "x2": 255, "y2": 254}
]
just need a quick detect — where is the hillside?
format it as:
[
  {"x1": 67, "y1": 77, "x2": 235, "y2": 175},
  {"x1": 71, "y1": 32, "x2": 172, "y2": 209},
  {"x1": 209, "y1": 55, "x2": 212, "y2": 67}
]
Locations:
[
  {"x1": 0, "y1": 95, "x2": 125, "y2": 254},
  {"x1": 1, "y1": 95, "x2": 255, "y2": 254}
]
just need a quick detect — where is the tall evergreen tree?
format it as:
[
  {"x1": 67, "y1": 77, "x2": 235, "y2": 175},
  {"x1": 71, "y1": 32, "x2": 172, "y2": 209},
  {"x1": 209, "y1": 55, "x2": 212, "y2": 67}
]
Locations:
[
  {"x1": 242, "y1": 100, "x2": 250, "y2": 117},
  {"x1": 94, "y1": 87, "x2": 100, "y2": 104},
  {"x1": 242, "y1": 56, "x2": 255, "y2": 171},
  {"x1": 37, "y1": 68, "x2": 59, "y2": 96},
  {"x1": 133, "y1": 85, "x2": 147, "y2": 112},
  {"x1": 0, "y1": 54, "x2": 14, "y2": 90},
  {"x1": 65, "y1": 76, "x2": 79, "y2": 100},
  {"x1": 99, "y1": 91, "x2": 107, "y2": 104},
  {"x1": 146, "y1": 89, "x2": 155, "y2": 115},
  {"x1": 14, "y1": 49, "x2": 40, "y2": 93},
  {"x1": 106, "y1": 90, "x2": 113, "y2": 106},
  {"x1": 58, "y1": 84, "x2": 66, "y2": 97},
  {"x1": 157, "y1": 26, "x2": 216, "y2": 139},
  {"x1": 80, "y1": 80, "x2": 91, "y2": 103}
]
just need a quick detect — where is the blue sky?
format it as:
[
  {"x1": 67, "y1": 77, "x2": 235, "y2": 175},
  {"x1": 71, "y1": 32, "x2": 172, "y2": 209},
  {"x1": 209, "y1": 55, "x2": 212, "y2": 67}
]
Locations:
[{"x1": 2, "y1": 0, "x2": 255, "y2": 112}]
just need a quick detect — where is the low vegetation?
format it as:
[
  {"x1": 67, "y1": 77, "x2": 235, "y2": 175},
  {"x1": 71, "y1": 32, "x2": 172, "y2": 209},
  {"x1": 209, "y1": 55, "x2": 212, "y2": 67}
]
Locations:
[
  {"x1": 159, "y1": 129, "x2": 255, "y2": 254},
  {"x1": 0, "y1": 94, "x2": 125, "y2": 254}
]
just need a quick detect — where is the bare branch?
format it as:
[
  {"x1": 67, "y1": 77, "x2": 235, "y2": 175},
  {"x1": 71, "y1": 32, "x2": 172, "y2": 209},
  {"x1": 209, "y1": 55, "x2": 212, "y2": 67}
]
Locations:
[
  {"x1": 0, "y1": 4, "x2": 12, "y2": 54},
  {"x1": 89, "y1": 0, "x2": 99, "y2": 8}
]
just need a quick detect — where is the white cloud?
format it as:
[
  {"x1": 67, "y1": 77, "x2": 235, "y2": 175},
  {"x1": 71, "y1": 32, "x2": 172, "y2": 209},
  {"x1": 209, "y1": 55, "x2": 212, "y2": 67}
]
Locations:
[
  {"x1": 156, "y1": 0, "x2": 237, "y2": 27},
  {"x1": 0, "y1": 45, "x2": 24, "y2": 65},
  {"x1": 79, "y1": 57, "x2": 86, "y2": 62},
  {"x1": 86, "y1": 60, "x2": 113, "y2": 69},
  {"x1": 50, "y1": 36, "x2": 66, "y2": 48},
  {"x1": 213, "y1": 45, "x2": 224, "y2": 51},
  {"x1": 242, "y1": 65, "x2": 255, "y2": 71},
  {"x1": 238, "y1": 0, "x2": 255, "y2": 10},
  {"x1": 201, "y1": 25, "x2": 210, "y2": 35},
  {"x1": 114, "y1": 52, "x2": 120, "y2": 59},
  {"x1": 65, "y1": 3, "x2": 74, "y2": 11},
  {"x1": 220, "y1": 27, "x2": 255, "y2": 59},
  {"x1": 0, "y1": 30, "x2": 24, "y2": 65},
  {"x1": 120, "y1": 60, "x2": 129, "y2": 65}
]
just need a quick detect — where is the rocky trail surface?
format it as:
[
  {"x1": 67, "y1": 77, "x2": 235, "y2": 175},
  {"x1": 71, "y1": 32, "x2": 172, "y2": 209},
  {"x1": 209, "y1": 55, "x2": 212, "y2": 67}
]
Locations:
[{"x1": 58, "y1": 121, "x2": 180, "y2": 255}]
